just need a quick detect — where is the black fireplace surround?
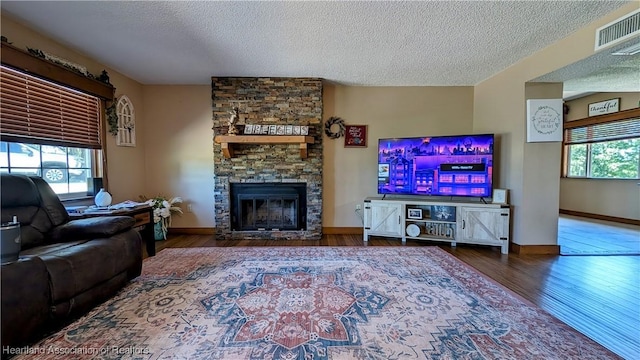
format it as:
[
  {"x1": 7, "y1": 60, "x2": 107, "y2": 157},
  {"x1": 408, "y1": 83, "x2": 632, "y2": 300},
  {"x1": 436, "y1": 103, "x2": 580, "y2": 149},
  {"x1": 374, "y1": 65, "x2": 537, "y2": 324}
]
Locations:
[{"x1": 230, "y1": 183, "x2": 307, "y2": 231}]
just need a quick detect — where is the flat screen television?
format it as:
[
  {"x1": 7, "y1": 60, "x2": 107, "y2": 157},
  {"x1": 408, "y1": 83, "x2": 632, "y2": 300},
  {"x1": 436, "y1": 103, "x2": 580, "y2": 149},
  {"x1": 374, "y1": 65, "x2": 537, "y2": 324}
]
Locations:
[{"x1": 377, "y1": 134, "x2": 494, "y2": 198}]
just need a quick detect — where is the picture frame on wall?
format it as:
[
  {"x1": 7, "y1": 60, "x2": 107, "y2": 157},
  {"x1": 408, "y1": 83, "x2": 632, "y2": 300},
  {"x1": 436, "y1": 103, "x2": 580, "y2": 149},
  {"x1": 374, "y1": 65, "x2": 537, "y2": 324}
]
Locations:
[
  {"x1": 526, "y1": 99, "x2": 563, "y2": 142},
  {"x1": 344, "y1": 125, "x2": 367, "y2": 147}
]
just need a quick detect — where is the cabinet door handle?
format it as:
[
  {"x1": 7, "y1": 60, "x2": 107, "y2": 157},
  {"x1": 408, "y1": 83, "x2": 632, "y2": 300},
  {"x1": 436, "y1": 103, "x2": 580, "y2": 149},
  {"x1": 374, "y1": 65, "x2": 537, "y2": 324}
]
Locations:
[
  {"x1": 398, "y1": 215, "x2": 401, "y2": 224},
  {"x1": 462, "y1": 220, "x2": 465, "y2": 229}
]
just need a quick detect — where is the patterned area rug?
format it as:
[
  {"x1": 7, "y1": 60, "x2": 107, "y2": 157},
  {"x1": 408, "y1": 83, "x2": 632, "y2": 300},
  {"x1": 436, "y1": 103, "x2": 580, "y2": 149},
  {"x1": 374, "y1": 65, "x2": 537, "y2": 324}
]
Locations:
[{"x1": 14, "y1": 247, "x2": 619, "y2": 359}]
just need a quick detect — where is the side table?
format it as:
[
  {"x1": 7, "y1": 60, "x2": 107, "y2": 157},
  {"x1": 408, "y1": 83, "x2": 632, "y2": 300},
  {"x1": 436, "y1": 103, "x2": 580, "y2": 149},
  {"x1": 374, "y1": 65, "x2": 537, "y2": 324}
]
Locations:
[{"x1": 68, "y1": 205, "x2": 156, "y2": 257}]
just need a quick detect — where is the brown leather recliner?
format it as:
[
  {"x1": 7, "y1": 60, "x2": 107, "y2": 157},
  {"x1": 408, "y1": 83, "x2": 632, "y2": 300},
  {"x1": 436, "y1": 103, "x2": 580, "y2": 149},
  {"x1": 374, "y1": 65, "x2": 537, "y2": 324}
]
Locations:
[{"x1": 0, "y1": 174, "x2": 142, "y2": 348}]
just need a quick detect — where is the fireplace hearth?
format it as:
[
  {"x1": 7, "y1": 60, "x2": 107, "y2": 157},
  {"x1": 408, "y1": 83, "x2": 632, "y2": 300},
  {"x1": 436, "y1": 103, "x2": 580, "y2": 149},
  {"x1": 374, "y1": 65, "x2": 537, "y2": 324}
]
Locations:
[{"x1": 230, "y1": 183, "x2": 306, "y2": 231}]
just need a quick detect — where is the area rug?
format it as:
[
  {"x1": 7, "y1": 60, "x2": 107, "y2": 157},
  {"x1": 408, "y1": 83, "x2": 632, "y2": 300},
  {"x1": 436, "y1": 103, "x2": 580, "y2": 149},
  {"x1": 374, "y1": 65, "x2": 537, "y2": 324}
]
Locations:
[{"x1": 13, "y1": 247, "x2": 619, "y2": 359}]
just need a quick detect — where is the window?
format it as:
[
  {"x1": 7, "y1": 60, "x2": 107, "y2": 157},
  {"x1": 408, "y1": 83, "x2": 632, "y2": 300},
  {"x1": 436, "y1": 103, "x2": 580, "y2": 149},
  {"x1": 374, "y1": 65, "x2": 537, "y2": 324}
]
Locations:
[
  {"x1": 564, "y1": 109, "x2": 640, "y2": 179},
  {"x1": 0, "y1": 65, "x2": 104, "y2": 198},
  {"x1": 0, "y1": 141, "x2": 92, "y2": 194}
]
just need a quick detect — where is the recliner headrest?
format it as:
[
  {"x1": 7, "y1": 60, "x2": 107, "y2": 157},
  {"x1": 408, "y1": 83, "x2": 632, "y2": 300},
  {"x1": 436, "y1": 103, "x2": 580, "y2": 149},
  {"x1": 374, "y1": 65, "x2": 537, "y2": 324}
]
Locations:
[{"x1": 1, "y1": 174, "x2": 41, "y2": 207}]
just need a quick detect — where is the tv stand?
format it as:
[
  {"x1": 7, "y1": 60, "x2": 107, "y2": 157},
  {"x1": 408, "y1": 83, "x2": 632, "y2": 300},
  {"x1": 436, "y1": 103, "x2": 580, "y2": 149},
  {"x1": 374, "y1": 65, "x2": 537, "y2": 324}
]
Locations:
[{"x1": 363, "y1": 196, "x2": 511, "y2": 254}]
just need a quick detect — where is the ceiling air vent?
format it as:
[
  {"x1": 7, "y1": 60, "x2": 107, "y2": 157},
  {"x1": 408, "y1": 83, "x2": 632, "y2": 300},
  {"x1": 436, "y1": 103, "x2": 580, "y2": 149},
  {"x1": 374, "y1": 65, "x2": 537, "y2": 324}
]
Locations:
[{"x1": 594, "y1": 8, "x2": 640, "y2": 51}]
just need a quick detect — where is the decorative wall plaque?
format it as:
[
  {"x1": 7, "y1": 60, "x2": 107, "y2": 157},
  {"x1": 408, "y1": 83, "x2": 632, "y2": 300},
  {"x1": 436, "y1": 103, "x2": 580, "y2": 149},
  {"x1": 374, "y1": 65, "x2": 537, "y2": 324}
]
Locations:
[{"x1": 526, "y1": 99, "x2": 563, "y2": 142}]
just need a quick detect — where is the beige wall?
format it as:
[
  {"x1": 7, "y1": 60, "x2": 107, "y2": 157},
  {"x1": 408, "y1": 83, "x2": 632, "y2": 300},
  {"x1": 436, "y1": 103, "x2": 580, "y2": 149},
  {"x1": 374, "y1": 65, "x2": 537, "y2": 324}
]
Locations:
[
  {"x1": 562, "y1": 92, "x2": 640, "y2": 220},
  {"x1": 1, "y1": 14, "x2": 147, "y2": 204},
  {"x1": 322, "y1": 84, "x2": 474, "y2": 227},
  {"x1": 560, "y1": 179, "x2": 639, "y2": 219},
  {"x1": 474, "y1": 3, "x2": 639, "y2": 245},
  {"x1": 3, "y1": 3, "x2": 638, "y2": 233},
  {"x1": 141, "y1": 86, "x2": 214, "y2": 228}
]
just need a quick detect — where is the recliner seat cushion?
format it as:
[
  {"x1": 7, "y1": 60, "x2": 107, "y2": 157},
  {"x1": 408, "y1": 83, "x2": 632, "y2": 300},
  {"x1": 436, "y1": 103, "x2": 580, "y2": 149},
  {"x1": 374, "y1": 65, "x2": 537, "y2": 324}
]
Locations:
[{"x1": 23, "y1": 230, "x2": 141, "y2": 306}]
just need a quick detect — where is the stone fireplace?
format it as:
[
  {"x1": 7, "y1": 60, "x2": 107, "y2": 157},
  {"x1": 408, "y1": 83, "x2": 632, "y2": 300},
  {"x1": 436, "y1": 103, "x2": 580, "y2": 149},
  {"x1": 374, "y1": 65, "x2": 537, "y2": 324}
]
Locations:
[{"x1": 212, "y1": 77, "x2": 322, "y2": 240}]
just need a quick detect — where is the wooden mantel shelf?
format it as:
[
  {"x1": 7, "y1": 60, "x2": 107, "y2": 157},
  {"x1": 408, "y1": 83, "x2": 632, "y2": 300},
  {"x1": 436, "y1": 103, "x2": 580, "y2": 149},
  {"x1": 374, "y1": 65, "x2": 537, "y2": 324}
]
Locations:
[{"x1": 214, "y1": 135, "x2": 315, "y2": 159}]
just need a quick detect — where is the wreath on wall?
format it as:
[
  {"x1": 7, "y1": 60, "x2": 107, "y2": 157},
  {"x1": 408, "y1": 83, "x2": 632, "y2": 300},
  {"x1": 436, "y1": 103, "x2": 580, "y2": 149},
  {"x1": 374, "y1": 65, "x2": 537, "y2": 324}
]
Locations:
[{"x1": 324, "y1": 117, "x2": 345, "y2": 139}]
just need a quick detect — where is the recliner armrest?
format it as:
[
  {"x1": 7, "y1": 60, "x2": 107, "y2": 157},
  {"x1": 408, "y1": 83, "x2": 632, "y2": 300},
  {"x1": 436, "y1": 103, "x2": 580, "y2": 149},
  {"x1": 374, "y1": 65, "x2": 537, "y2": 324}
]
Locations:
[{"x1": 49, "y1": 216, "x2": 136, "y2": 242}]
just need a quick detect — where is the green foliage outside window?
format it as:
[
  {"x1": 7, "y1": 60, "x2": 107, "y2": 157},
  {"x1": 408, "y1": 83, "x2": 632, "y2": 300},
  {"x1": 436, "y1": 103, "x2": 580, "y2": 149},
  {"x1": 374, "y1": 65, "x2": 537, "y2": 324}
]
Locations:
[
  {"x1": 568, "y1": 144, "x2": 587, "y2": 177},
  {"x1": 567, "y1": 138, "x2": 640, "y2": 179}
]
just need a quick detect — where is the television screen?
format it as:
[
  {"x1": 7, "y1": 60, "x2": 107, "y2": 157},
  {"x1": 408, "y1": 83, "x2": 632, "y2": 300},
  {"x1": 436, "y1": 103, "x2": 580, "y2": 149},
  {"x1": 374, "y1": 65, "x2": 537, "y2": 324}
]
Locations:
[{"x1": 378, "y1": 134, "x2": 494, "y2": 197}]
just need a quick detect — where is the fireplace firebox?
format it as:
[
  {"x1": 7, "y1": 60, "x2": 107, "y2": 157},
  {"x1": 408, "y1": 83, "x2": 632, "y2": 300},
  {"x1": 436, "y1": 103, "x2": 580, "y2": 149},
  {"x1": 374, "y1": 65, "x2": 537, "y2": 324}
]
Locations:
[{"x1": 230, "y1": 183, "x2": 307, "y2": 231}]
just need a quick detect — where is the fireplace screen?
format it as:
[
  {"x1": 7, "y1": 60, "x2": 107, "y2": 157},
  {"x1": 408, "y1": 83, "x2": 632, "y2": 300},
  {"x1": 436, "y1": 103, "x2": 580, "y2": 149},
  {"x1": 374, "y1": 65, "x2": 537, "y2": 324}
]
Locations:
[{"x1": 231, "y1": 183, "x2": 306, "y2": 231}]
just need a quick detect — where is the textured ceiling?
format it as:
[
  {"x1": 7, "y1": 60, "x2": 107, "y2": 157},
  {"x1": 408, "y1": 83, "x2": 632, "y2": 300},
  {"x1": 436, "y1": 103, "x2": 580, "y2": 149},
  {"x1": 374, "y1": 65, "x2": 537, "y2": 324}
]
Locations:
[{"x1": 1, "y1": 1, "x2": 637, "y2": 96}]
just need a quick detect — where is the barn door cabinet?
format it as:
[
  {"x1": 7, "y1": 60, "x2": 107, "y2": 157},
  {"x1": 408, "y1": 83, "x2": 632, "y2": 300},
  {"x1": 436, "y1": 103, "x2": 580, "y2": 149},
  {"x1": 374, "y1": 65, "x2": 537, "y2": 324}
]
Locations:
[
  {"x1": 363, "y1": 197, "x2": 511, "y2": 254},
  {"x1": 363, "y1": 199, "x2": 403, "y2": 239},
  {"x1": 458, "y1": 206, "x2": 510, "y2": 253}
]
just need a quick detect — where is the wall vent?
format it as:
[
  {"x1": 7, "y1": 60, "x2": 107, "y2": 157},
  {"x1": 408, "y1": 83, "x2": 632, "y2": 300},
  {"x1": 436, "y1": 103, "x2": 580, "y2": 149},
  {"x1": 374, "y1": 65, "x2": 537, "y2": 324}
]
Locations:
[{"x1": 594, "y1": 8, "x2": 640, "y2": 51}]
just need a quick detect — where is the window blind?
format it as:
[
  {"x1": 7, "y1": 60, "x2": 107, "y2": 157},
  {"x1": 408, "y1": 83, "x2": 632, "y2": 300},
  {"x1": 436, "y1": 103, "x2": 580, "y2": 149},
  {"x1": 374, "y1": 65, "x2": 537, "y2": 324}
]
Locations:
[
  {"x1": 0, "y1": 65, "x2": 102, "y2": 149},
  {"x1": 564, "y1": 117, "x2": 640, "y2": 145}
]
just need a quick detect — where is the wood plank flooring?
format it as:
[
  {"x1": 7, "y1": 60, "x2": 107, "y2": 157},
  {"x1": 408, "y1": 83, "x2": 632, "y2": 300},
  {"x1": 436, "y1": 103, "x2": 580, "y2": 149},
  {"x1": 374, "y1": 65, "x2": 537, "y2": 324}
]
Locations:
[
  {"x1": 558, "y1": 215, "x2": 640, "y2": 255},
  {"x1": 148, "y1": 234, "x2": 639, "y2": 360}
]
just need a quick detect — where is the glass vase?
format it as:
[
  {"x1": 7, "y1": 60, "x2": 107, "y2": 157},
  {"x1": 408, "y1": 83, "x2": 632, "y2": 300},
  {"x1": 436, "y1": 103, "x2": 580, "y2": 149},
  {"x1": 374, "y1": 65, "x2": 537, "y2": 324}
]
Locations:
[{"x1": 154, "y1": 220, "x2": 167, "y2": 241}]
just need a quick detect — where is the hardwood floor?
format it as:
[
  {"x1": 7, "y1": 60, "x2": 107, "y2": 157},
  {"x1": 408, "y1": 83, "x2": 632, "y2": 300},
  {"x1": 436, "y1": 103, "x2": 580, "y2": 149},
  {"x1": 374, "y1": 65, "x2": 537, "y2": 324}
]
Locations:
[
  {"x1": 148, "y1": 234, "x2": 639, "y2": 360},
  {"x1": 558, "y1": 215, "x2": 640, "y2": 255}
]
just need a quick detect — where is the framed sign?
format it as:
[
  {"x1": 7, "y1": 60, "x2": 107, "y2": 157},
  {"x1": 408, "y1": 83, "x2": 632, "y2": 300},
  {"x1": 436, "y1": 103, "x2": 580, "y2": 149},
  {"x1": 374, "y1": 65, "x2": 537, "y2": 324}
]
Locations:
[
  {"x1": 492, "y1": 189, "x2": 509, "y2": 204},
  {"x1": 526, "y1": 99, "x2": 563, "y2": 142},
  {"x1": 344, "y1": 125, "x2": 367, "y2": 147},
  {"x1": 407, "y1": 208, "x2": 423, "y2": 219},
  {"x1": 588, "y1": 98, "x2": 619, "y2": 117}
]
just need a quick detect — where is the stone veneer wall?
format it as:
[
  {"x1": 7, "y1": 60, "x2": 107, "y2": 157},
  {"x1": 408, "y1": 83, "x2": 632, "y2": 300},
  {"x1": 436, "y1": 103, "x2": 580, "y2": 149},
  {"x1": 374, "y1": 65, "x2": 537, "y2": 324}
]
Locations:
[{"x1": 212, "y1": 77, "x2": 323, "y2": 240}]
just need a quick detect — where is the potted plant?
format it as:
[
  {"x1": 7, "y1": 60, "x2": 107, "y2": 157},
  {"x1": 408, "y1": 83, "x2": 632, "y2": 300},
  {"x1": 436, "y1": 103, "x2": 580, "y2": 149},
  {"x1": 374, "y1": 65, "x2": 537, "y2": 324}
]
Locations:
[{"x1": 140, "y1": 195, "x2": 183, "y2": 240}]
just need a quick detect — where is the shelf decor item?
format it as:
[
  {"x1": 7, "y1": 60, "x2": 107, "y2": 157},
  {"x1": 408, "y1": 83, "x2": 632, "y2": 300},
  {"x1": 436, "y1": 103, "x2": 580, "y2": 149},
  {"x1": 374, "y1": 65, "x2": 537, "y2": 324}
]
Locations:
[
  {"x1": 492, "y1": 189, "x2": 508, "y2": 204},
  {"x1": 94, "y1": 188, "x2": 112, "y2": 207},
  {"x1": 140, "y1": 195, "x2": 183, "y2": 240},
  {"x1": 227, "y1": 107, "x2": 240, "y2": 135},
  {"x1": 406, "y1": 223, "x2": 420, "y2": 237},
  {"x1": 407, "y1": 208, "x2": 423, "y2": 219}
]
